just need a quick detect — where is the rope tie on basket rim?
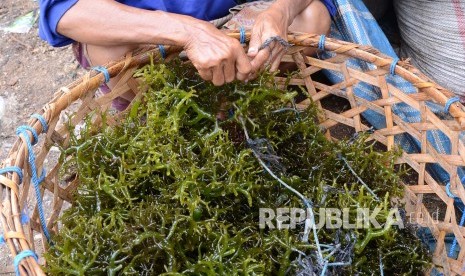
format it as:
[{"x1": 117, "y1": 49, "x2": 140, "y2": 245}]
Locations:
[
  {"x1": 158, "y1": 45, "x2": 166, "y2": 59},
  {"x1": 0, "y1": 166, "x2": 23, "y2": 183},
  {"x1": 31, "y1": 113, "x2": 48, "y2": 132},
  {"x1": 444, "y1": 96, "x2": 460, "y2": 113},
  {"x1": 17, "y1": 126, "x2": 39, "y2": 146},
  {"x1": 92, "y1": 65, "x2": 110, "y2": 83},
  {"x1": 445, "y1": 180, "x2": 465, "y2": 258},
  {"x1": 389, "y1": 58, "x2": 399, "y2": 75},
  {"x1": 15, "y1": 114, "x2": 51, "y2": 243},
  {"x1": 318, "y1": 34, "x2": 326, "y2": 51},
  {"x1": 239, "y1": 26, "x2": 246, "y2": 44},
  {"x1": 14, "y1": 250, "x2": 38, "y2": 276}
]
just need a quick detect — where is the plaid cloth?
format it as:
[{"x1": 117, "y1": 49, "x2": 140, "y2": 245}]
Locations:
[{"x1": 324, "y1": 0, "x2": 461, "y2": 185}]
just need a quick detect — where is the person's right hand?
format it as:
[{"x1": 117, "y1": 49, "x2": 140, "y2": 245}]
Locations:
[{"x1": 184, "y1": 22, "x2": 252, "y2": 86}]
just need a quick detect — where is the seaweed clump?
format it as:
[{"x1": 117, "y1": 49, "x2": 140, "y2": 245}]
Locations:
[{"x1": 45, "y1": 60, "x2": 431, "y2": 275}]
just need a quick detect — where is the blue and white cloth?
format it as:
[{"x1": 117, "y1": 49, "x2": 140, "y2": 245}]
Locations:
[{"x1": 326, "y1": 0, "x2": 461, "y2": 186}]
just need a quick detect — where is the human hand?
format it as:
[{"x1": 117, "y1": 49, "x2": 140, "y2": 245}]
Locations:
[
  {"x1": 184, "y1": 22, "x2": 252, "y2": 86},
  {"x1": 247, "y1": 8, "x2": 289, "y2": 75}
]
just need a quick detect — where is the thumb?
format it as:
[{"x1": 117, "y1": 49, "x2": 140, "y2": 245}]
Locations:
[{"x1": 247, "y1": 31, "x2": 261, "y2": 58}]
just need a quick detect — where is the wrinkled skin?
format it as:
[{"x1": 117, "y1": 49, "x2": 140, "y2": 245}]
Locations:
[{"x1": 57, "y1": 0, "x2": 330, "y2": 88}]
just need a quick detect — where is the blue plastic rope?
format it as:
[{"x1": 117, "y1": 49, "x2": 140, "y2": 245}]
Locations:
[
  {"x1": 38, "y1": 168, "x2": 46, "y2": 184},
  {"x1": 449, "y1": 209, "x2": 465, "y2": 258},
  {"x1": 16, "y1": 126, "x2": 39, "y2": 146},
  {"x1": 92, "y1": 66, "x2": 110, "y2": 83},
  {"x1": 14, "y1": 250, "x2": 38, "y2": 276},
  {"x1": 16, "y1": 127, "x2": 51, "y2": 243},
  {"x1": 444, "y1": 96, "x2": 460, "y2": 113},
  {"x1": 0, "y1": 166, "x2": 23, "y2": 183},
  {"x1": 20, "y1": 211, "x2": 30, "y2": 225},
  {"x1": 446, "y1": 182, "x2": 457, "y2": 198},
  {"x1": 31, "y1": 114, "x2": 48, "y2": 132},
  {"x1": 239, "y1": 27, "x2": 246, "y2": 44},
  {"x1": 0, "y1": 235, "x2": 4, "y2": 245},
  {"x1": 318, "y1": 34, "x2": 326, "y2": 51},
  {"x1": 390, "y1": 58, "x2": 399, "y2": 75},
  {"x1": 158, "y1": 45, "x2": 166, "y2": 59}
]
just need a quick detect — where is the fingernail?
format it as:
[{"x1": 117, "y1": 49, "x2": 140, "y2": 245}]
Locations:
[{"x1": 248, "y1": 47, "x2": 257, "y2": 54}]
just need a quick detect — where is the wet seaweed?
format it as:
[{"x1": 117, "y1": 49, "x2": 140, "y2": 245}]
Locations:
[{"x1": 45, "y1": 60, "x2": 431, "y2": 275}]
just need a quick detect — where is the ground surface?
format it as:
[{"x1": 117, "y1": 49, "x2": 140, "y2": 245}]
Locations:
[
  {"x1": 0, "y1": 0, "x2": 84, "y2": 161},
  {"x1": 0, "y1": 0, "x2": 83, "y2": 273}
]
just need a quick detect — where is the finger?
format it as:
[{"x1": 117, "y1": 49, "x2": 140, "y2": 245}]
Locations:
[
  {"x1": 235, "y1": 48, "x2": 252, "y2": 80},
  {"x1": 266, "y1": 44, "x2": 281, "y2": 66},
  {"x1": 270, "y1": 48, "x2": 285, "y2": 72},
  {"x1": 270, "y1": 50, "x2": 285, "y2": 72},
  {"x1": 236, "y1": 70, "x2": 249, "y2": 81},
  {"x1": 224, "y1": 60, "x2": 235, "y2": 83},
  {"x1": 247, "y1": 30, "x2": 262, "y2": 58},
  {"x1": 211, "y1": 64, "x2": 225, "y2": 86},
  {"x1": 250, "y1": 47, "x2": 271, "y2": 72},
  {"x1": 246, "y1": 71, "x2": 259, "y2": 82},
  {"x1": 198, "y1": 68, "x2": 213, "y2": 81}
]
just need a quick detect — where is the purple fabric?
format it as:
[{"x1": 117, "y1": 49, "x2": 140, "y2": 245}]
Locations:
[
  {"x1": 99, "y1": 83, "x2": 131, "y2": 111},
  {"x1": 71, "y1": 43, "x2": 90, "y2": 69}
]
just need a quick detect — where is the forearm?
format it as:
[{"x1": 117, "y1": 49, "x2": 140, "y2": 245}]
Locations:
[
  {"x1": 57, "y1": 0, "x2": 205, "y2": 47},
  {"x1": 267, "y1": 0, "x2": 314, "y2": 26}
]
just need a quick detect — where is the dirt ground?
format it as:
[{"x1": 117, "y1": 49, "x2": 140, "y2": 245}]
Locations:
[
  {"x1": 0, "y1": 0, "x2": 84, "y2": 273},
  {"x1": 0, "y1": 0, "x2": 84, "y2": 161}
]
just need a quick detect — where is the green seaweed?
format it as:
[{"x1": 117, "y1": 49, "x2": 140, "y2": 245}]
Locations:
[{"x1": 45, "y1": 60, "x2": 431, "y2": 275}]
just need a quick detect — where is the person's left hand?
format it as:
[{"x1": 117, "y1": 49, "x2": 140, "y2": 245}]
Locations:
[{"x1": 247, "y1": 7, "x2": 289, "y2": 76}]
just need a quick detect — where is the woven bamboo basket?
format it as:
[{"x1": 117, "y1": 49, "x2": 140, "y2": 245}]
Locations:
[{"x1": 1, "y1": 31, "x2": 465, "y2": 275}]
